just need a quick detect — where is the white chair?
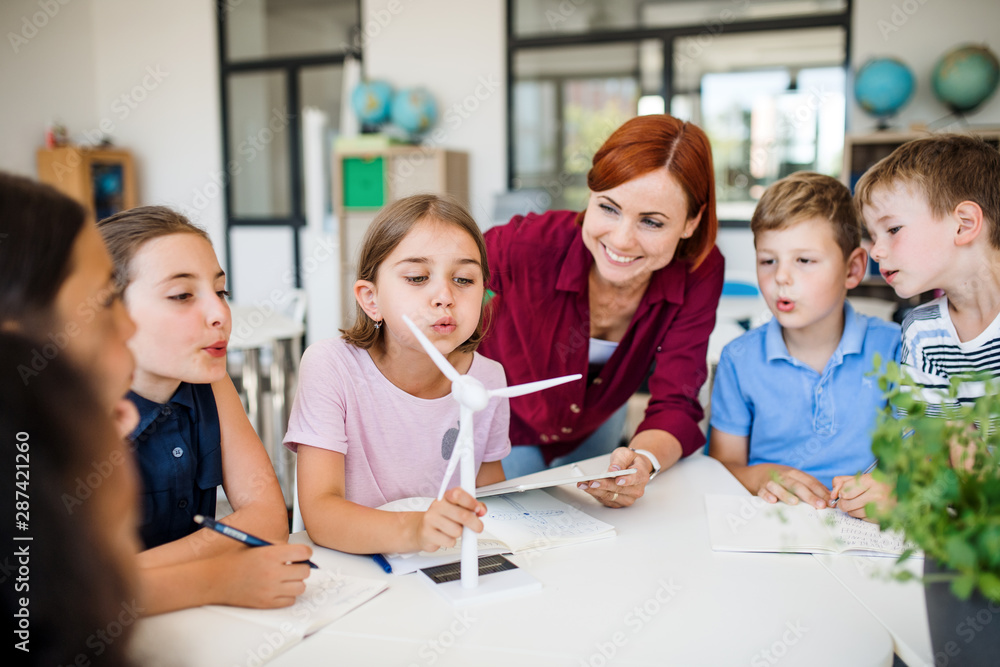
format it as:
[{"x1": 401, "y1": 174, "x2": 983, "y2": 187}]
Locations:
[{"x1": 228, "y1": 291, "x2": 307, "y2": 510}]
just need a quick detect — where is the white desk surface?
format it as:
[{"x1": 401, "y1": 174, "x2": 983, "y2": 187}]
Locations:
[
  {"x1": 813, "y1": 553, "x2": 933, "y2": 667},
  {"x1": 229, "y1": 305, "x2": 304, "y2": 349},
  {"x1": 264, "y1": 455, "x2": 898, "y2": 667}
]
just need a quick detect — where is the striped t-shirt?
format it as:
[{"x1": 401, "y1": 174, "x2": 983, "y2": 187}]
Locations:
[{"x1": 900, "y1": 297, "x2": 1000, "y2": 416}]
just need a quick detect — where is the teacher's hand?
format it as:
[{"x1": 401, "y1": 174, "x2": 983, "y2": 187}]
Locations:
[{"x1": 578, "y1": 447, "x2": 653, "y2": 508}]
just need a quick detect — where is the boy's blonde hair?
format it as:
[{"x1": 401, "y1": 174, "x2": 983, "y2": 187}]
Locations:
[
  {"x1": 341, "y1": 194, "x2": 490, "y2": 354},
  {"x1": 854, "y1": 134, "x2": 1000, "y2": 249},
  {"x1": 751, "y1": 172, "x2": 860, "y2": 258}
]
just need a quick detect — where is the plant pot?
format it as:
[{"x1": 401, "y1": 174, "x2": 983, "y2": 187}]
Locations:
[{"x1": 923, "y1": 558, "x2": 1000, "y2": 666}]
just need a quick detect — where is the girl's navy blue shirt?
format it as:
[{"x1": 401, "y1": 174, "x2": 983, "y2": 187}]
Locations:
[{"x1": 127, "y1": 382, "x2": 223, "y2": 549}]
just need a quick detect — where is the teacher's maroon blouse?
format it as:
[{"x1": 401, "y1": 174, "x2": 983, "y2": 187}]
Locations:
[{"x1": 479, "y1": 210, "x2": 724, "y2": 462}]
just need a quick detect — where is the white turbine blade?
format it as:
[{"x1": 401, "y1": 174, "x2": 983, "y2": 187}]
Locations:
[
  {"x1": 489, "y1": 373, "x2": 582, "y2": 399},
  {"x1": 436, "y1": 446, "x2": 462, "y2": 500},
  {"x1": 436, "y1": 409, "x2": 475, "y2": 500},
  {"x1": 401, "y1": 314, "x2": 460, "y2": 382}
]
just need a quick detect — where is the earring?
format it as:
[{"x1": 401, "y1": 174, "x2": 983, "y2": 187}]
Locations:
[{"x1": 373, "y1": 319, "x2": 381, "y2": 330}]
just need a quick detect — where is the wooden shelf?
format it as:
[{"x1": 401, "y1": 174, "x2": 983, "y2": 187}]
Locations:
[
  {"x1": 36, "y1": 146, "x2": 137, "y2": 221},
  {"x1": 842, "y1": 126, "x2": 1000, "y2": 192},
  {"x1": 332, "y1": 146, "x2": 469, "y2": 325}
]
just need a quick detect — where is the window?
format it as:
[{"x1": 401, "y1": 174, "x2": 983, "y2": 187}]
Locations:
[
  {"x1": 217, "y1": 0, "x2": 359, "y2": 292},
  {"x1": 508, "y1": 0, "x2": 850, "y2": 222}
]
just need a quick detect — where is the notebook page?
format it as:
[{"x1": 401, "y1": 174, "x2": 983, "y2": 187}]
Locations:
[
  {"x1": 704, "y1": 494, "x2": 837, "y2": 554},
  {"x1": 481, "y1": 489, "x2": 616, "y2": 553},
  {"x1": 208, "y1": 569, "x2": 387, "y2": 636}
]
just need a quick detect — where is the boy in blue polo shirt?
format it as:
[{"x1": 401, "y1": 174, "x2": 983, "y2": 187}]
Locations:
[{"x1": 709, "y1": 172, "x2": 900, "y2": 516}]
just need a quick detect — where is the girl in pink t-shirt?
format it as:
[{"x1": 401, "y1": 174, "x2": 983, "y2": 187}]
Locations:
[{"x1": 286, "y1": 195, "x2": 511, "y2": 555}]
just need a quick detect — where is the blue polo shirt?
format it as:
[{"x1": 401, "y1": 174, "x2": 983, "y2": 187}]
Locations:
[
  {"x1": 128, "y1": 382, "x2": 223, "y2": 549},
  {"x1": 709, "y1": 303, "x2": 901, "y2": 489}
]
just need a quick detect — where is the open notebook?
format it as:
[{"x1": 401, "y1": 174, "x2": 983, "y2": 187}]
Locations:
[
  {"x1": 704, "y1": 493, "x2": 920, "y2": 558},
  {"x1": 378, "y1": 489, "x2": 617, "y2": 574},
  {"x1": 129, "y1": 569, "x2": 387, "y2": 667}
]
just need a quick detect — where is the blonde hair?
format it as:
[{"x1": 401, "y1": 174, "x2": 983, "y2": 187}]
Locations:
[
  {"x1": 97, "y1": 206, "x2": 212, "y2": 292},
  {"x1": 854, "y1": 134, "x2": 1000, "y2": 248},
  {"x1": 751, "y1": 172, "x2": 860, "y2": 258},
  {"x1": 341, "y1": 194, "x2": 490, "y2": 354}
]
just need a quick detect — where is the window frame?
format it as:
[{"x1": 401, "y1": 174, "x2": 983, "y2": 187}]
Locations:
[
  {"x1": 505, "y1": 0, "x2": 853, "y2": 226},
  {"x1": 216, "y1": 1, "x2": 361, "y2": 290}
]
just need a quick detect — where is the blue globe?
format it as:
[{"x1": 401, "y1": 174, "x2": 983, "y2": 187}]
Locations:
[
  {"x1": 932, "y1": 45, "x2": 999, "y2": 113},
  {"x1": 855, "y1": 57, "x2": 916, "y2": 118},
  {"x1": 351, "y1": 81, "x2": 393, "y2": 126},
  {"x1": 391, "y1": 88, "x2": 437, "y2": 137}
]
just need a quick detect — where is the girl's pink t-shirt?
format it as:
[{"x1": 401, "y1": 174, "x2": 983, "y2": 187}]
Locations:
[{"x1": 283, "y1": 337, "x2": 511, "y2": 507}]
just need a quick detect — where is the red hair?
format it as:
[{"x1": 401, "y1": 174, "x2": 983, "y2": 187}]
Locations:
[{"x1": 578, "y1": 115, "x2": 718, "y2": 270}]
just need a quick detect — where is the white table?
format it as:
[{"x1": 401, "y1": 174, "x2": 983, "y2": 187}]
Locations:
[
  {"x1": 268, "y1": 455, "x2": 897, "y2": 666},
  {"x1": 130, "y1": 454, "x2": 935, "y2": 666},
  {"x1": 813, "y1": 553, "x2": 933, "y2": 667}
]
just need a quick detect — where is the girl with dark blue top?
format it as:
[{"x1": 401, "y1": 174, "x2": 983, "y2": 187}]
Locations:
[{"x1": 99, "y1": 206, "x2": 312, "y2": 614}]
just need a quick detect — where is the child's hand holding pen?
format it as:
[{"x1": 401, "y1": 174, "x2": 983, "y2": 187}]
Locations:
[{"x1": 829, "y1": 460, "x2": 890, "y2": 522}]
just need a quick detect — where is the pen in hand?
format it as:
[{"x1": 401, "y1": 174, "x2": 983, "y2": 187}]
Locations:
[
  {"x1": 830, "y1": 459, "x2": 878, "y2": 507},
  {"x1": 193, "y1": 515, "x2": 319, "y2": 569}
]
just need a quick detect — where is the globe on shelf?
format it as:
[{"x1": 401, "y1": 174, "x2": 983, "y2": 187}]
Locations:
[
  {"x1": 932, "y1": 45, "x2": 999, "y2": 114},
  {"x1": 351, "y1": 80, "x2": 393, "y2": 127},
  {"x1": 391, "y1": 87, "x2": 438, "y2": 139},
  {"x1": 854, "y1": 57, "x2": 916, "y2": 129}
]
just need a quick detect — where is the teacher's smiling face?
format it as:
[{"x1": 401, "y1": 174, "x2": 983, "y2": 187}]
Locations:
[{"x1": 582, "y1": 168, "x2": 702, "y2": 290}]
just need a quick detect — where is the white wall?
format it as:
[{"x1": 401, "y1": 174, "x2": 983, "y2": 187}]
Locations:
[
  {"x1": 89, "y1": 0, "x2": 226, "y2": 266},
  {"x1": 0, "y1": 0, "x2": 99, "y2": 177},
  {"x1": 850, "y1": 0, "x2": 1000, "y2": 131},
  {"x1": 362, "y1": 0, "x2": 507, "y2": 229},
  {"x1": 4, "y1": 0, "x2": 998, "y2": 292},
  {"x1": 0, "y1": 0, "x2": 225, "y2": 265}
]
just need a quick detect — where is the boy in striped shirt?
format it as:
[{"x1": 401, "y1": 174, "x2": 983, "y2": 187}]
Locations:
[{"x1": 855, "y1": 134, "x2": 1000, "y2": 427}]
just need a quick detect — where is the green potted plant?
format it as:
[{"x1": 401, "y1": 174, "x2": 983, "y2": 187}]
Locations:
[{"x1": 868, "y1": 359, "x2": 1000, "y2": 664}]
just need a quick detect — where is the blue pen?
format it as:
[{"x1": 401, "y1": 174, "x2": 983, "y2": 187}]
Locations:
[
  {"x1": 193, "y1": 514, "x2": 318, "y2": 568},
  {"x1": 371, "y1": 553, "x2": 393, "y2": 574}
]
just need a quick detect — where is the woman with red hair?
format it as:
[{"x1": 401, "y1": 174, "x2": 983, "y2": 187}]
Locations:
[{"x1": 481, "y1": 114, "x2": 723, "y2": 507}]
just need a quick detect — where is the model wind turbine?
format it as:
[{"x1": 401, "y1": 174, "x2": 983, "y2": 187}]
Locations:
[{"x1": 401, "y1": 315, "x2": 581, "y2": 590}]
